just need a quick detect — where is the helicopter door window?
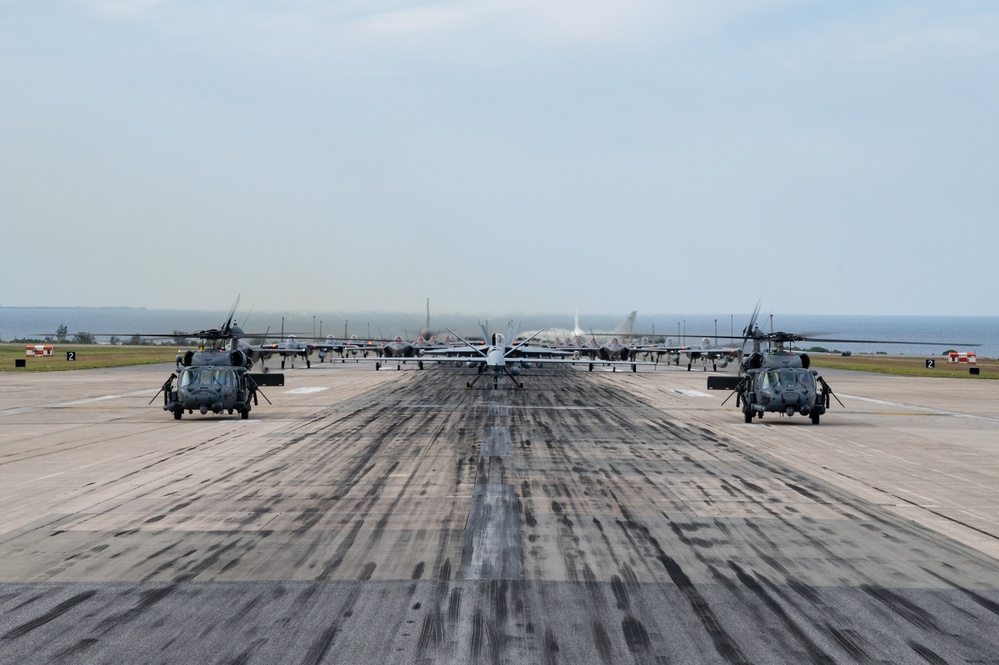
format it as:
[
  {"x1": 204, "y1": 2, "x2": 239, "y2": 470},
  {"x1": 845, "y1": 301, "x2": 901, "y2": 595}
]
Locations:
[
  {"x1": 763, "y1": 371, "x2": 780, "y2": 388},
  {"x1": 796, "y1": 371, "x2": 816, "y2": 390}
]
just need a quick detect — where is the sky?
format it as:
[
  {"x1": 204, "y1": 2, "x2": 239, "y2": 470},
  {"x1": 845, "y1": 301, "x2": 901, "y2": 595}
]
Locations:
[{"x1": 1, "y1": 1, "x2": 997, "y2": 318}]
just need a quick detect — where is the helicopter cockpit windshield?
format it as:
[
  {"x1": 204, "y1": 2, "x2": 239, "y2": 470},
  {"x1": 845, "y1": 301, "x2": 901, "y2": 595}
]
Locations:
[
  {"x1": 762, "y1": 369, "x2": 815, "y2": 391},
  {"x1": 179, "y1": 368, "x2": 236, "y2": 388}
]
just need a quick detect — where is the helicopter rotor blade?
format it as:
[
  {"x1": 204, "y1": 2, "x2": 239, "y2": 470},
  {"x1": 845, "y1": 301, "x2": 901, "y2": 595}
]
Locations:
[{"x1": 222, "y1": 295, "x2": 241, "y2": 335}]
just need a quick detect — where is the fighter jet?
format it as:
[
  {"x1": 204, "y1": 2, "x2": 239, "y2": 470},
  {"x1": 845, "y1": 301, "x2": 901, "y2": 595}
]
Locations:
[{"x1": 679, "y1": 338, "x2": 742, "y2": 372}]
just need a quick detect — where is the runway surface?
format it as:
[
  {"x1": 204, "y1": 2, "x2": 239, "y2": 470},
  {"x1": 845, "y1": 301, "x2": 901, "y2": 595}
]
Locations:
[{"x1": 1, "y1": 360, "x2": 998, "y2": 663}]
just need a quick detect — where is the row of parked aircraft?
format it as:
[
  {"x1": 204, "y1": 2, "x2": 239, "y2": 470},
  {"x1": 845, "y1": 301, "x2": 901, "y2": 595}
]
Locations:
[
  {"x1": 242, "y1": 310, "x2": 742, "y2": 375},
  {"x1": 152, "y1": 298, "x2": 978, "y2": 423}
]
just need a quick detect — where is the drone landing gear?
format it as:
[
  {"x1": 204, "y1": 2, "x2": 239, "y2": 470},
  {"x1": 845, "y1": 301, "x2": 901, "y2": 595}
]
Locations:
[
  {"x1": 466, "y1": 368, "x2": 486, "y2": 389},
  {"x1": 466, "y1": 368, "x2": 523, "y2": 390}
]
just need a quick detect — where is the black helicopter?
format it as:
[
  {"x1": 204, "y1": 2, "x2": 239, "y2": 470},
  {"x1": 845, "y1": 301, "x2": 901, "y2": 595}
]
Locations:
[
  {"x1": 151, "y1": 304, "x2": 283, "y2": 420},
  {"x1": 720, "y1": 315, "x2": 841, "y2": 425},
  {"x1": 708, "y1": 303, "x2": 975, "y2": 425}
]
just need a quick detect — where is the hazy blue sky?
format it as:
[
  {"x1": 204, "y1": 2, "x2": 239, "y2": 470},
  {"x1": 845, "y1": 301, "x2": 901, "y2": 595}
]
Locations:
[{"x1": 2, "y1": 1, "x2": 997, "y2": 317}]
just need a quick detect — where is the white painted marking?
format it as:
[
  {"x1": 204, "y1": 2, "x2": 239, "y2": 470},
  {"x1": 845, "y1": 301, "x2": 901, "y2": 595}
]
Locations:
[
  {"x1": 0, "y1": 390, "x2": 156, "y2": 417},
  {"x1": 284, "y1": 387, "x2": 329, "y2": 394},
  {"x1": 675, "y1": 390, "x2": 711, "y2": 398},
  {"x1": 841, "y1": 393, "x2": 999, "y2": 425}
]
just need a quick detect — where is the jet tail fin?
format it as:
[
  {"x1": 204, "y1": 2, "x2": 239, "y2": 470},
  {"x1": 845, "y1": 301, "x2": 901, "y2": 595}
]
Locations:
[{"x1": 612, "y1": 311, "x2": 637, "y2": 336}]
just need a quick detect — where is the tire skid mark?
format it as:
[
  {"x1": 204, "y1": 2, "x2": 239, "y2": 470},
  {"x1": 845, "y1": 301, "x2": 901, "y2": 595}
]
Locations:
[
  {"x1": 727, "y1": 561, "x2": 839, "y2": 663},
  {"x1": 1, "y1": 590, "x2": 97, "y2": 640},
  {"x1": 95, "y1": 584, "x2": 178, "y2": 634},
  {"x1": 860, "y1": 584, "x2": 941, "y2": 633},
  {"x1": 922, "y1": 568, "x2": 999, "y2": 616}
]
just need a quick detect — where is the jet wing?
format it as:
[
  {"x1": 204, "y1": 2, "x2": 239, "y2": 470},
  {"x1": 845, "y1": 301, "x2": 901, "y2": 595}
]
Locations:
[
  {"x1": 505, "y1": 344, "x2": 574, "y2": 357},
  {"x1": 511, "y1": 357, "x2": 657, "y2": 366},
  {"x1": 422, "y1": 345, "x2": 487, "y2": 357}
]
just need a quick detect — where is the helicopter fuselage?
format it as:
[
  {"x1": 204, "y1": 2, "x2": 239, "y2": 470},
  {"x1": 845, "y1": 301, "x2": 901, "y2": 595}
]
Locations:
[
  {"x1": 163, "y1": 348, "x2": 256, "y2": 419},
  {"x1": 738, "y1": 351, "x2": 828, "y2": 424}
]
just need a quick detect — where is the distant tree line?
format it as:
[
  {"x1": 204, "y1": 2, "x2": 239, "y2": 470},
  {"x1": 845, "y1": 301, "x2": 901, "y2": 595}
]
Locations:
[{"x1": 5, "y1": 324, "x2": 193, "y2": 346}]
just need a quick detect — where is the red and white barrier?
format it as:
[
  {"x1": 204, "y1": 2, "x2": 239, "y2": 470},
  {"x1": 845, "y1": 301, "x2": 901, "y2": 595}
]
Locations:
[
  {"x1": 25, "y1": 345, "x2": 54, "y2": 357},
  {"x1": 948, "y1": 351, "x2": 977, "y2": 364}
]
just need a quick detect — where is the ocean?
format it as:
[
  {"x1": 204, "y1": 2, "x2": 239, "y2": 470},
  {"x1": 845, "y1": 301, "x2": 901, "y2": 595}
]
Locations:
[{"x1": 1, "y1": 307, "x2": 995, "y2": 358}]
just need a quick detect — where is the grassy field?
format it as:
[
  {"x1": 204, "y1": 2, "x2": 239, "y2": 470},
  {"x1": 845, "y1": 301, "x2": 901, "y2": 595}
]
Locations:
[
  {"x1": 808, "y1": 354, "x2": 998, "y2": 380},
  {"x1": 1, "y1": 344, "x2": 180, "y2": 371}
]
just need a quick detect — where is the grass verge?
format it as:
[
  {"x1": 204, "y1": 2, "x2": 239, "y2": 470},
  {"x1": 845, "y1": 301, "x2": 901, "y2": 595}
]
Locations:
[
  {"x1": 1, "y1": 344, "x2": 180, "y2": 371},
  {"x1": 808, "y1": 354, "x2": 998, "y2": 379}
]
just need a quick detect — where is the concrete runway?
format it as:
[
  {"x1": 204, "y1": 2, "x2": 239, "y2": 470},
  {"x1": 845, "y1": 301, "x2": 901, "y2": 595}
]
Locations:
[{"x1": 1, "y1": 360, "x2": 998, "y2": 663}]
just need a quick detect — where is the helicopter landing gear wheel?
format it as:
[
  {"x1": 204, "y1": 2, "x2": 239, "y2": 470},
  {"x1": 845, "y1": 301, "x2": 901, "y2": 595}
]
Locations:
[
  {"x1": 687, "y1": 363, "x2": 692, "y2": 371},
  {"x1": 241, "y1": 408, "x2": 249, "y2": 420},
  {"x1": 744, "y1": 409, "x2": 753, "y2": 423},
  {"x1": 811, "y1": 413, "x2": 820, "y2": 425},
  {"x1": 173, "y1": 407, "x2": 182, "y2": 420}
]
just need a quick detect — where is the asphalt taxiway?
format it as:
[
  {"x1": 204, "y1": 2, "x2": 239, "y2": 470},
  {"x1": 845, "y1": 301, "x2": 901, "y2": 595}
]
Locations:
[{"x1": 0, "y1": 360, "x2": 997, "y2": 663}]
